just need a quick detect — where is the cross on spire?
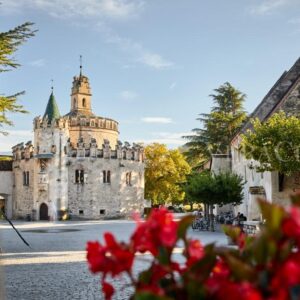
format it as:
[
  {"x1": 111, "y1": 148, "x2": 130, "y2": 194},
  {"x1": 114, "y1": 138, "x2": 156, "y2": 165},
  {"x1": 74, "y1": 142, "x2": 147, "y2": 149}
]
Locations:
[{"x1": 51, "y1": 79, "x2": 54, "y2": 93}]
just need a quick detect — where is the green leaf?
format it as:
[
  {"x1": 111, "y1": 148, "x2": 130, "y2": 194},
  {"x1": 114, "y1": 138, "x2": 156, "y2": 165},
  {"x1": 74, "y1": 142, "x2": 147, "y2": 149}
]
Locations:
[
  {"x1": 134, "y1": 292, "x2": 171, "y2": 300},
  {"x1": 157, "y1": 247, "x2": 170, "y2": 266},
  {"x1": 258, "y1": 199, "x2": 286, "y2": 233},
  {"x1": 177, "y1": 215, "x2": 194, "y2": 239},
  {"x1": 138, "y1": 269, "x2": 153, "y2": 284},
  {"x1": 223, "y1": 252, "x2": 255, "y2": 281},
  {"x1": 222, "y1": 225, "x2": 241, "y2": 243}
]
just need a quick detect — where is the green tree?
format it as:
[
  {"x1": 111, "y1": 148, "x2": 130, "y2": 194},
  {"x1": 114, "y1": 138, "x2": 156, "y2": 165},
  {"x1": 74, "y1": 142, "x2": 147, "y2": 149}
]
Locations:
[
  {"x1": 241, "y1": 111, "x2": 300, "y2": 175},
  {"x1": 185, "y1": 171, "x2": 244, "y2": 230},
  {"x1": 145, "y1": 143, "x2": 191, "y2": 205},
  {"x1": 0, "y1": 22, "x2": 36, "y2": 134},
  {"x1": 184, "y1": 82, "x2": 247, "y2": 167}
]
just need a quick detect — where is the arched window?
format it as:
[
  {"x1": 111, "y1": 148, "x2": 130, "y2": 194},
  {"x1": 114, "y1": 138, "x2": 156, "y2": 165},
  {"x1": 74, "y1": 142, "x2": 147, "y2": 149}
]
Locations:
[
  {"x1": 82, "y1": 98, "x2": 86, "y2": 108},
  {"x1": 75, "y1": 170, "x2": 85, "y2": 184}
]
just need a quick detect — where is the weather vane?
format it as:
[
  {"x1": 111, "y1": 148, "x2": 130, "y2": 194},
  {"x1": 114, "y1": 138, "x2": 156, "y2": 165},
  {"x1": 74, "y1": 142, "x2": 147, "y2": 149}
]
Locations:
[
  {"x1": 51, "y1": 79, "x2": 54, "y2": 92},
  {"x1": 80, "y1": 55, "x2": 82, "y2": 76}
]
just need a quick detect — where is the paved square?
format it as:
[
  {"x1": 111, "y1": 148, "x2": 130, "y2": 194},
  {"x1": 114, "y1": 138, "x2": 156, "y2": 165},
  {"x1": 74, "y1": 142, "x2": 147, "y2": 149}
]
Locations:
[{"x1": 0, "y1": 220, "x2": 227, "y2": 299}]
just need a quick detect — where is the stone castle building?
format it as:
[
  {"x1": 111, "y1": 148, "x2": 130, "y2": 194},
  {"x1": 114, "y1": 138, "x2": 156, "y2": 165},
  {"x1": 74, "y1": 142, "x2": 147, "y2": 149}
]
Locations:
[{"x1": 0, "y1": 69, "x2": 145, "y2": 220}]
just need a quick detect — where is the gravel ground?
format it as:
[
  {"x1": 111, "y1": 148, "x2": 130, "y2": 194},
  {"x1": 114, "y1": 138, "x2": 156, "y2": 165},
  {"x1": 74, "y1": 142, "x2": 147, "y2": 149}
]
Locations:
[{"x1": 0, "y1": 220, "x2": 227, "y2": 300}]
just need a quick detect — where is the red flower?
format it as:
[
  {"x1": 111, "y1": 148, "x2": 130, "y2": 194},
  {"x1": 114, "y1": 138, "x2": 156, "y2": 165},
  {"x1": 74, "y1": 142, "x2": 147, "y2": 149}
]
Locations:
[
  {"x1": 237, "y1": 232, "x2": 247, "y2": 250},
  {"x1": 212, "y1": 259, "x2": 230, "y2": 279},
  {"x1": 102, "y1": 281, "x2": 114, "y2": 300},
  {"x1": 271, "y1": 253, "x2": 300, "y2": 291},
  {"x1": 131, "y1": 208, "x2": 178, "y2": 255},
  {"x1": 186, "y1": 239, "x2": 204, "y2": 266},
  {"x1": 207, "y1": 279, "x2": 262, "y2": 300},
  {"x1": 86, "y1": 232, "x2": 134, "y2": 277},
  {"x1": 282, "y1": 207, "x2": 300, "y2": 244}
]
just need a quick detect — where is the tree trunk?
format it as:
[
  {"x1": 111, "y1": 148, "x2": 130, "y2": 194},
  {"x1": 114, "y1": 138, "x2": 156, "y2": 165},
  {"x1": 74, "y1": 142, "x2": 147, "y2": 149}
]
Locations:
[
  {"x1": 204, "y1": 204, "x2": 209, "y2": 219},
  {"x1": 209, "y1": 204, "x2": 215, "y2": 232}
]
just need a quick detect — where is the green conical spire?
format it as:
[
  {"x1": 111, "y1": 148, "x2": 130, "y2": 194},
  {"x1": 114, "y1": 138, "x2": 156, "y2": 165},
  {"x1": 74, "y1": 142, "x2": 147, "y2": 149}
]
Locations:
[{"x1": 43, "y1": 92, "x2": 61, "y2": 122}]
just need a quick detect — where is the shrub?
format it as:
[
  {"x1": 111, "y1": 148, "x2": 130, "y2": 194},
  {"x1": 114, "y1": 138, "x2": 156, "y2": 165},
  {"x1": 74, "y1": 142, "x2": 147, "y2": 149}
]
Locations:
[{"x1": 86, "y1": 195, "x2": 300, "y2": 300}]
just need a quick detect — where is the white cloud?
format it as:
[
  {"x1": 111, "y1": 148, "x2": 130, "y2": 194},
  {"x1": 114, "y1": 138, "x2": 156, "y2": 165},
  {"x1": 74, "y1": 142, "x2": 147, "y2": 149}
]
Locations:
[
  {"x1": 136, "y1": 132, "x2": 194, "y2": 147},
  {"x1": 141, "y1": 117, "x2": 173, "y2": 124},
  {"x1": 120, "y1": 90, "x2": 138, "y2": 100},
  {"x1": 1, "y1": 0, "x2": 173, "y2": 71},
  {"x1": 98, "y1": 24, "x2": 174, "y2": 70},
  {"x1": 249, "y1": 0, "x2": 294, "y2": 15},
  {"x1": 0, "y1": 130, "x2": 33, "y2": 152},
  {"x1": 138, "y1": 53, "x2": 174, "y2": 70},
  {"x1": 0, "y1": 0, "x2": 144, "y2": 20},
  {"x1": 29, "y1": 59, "x2": 46, "y2": 67}
]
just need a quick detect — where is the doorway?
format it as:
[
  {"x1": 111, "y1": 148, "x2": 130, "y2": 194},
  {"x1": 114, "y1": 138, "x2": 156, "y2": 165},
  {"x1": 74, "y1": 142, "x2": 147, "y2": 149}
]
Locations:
[{"x1": 39, "y1": 203, "x2": 48, "y2": 220}]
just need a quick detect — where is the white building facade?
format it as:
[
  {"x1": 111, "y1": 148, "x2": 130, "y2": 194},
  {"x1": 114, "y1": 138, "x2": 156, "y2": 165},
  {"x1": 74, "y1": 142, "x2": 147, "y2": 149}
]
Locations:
[{"x1": 212, "y1": 57, "x2": 300, "y2": 220}]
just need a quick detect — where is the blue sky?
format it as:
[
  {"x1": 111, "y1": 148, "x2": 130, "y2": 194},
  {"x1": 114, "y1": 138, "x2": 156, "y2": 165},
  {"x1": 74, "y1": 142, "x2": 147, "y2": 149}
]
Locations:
[{"x1": 1, "y1": 0, "x2": 300, "y2": 153}]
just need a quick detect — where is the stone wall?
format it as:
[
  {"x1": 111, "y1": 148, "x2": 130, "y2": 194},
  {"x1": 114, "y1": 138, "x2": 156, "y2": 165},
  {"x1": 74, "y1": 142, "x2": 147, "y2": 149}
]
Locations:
[
  {"x1": 0, "y1": 170, "x2": 13, "y2": 218},
  {"x1": 12, "y1": 158, "x2": 35, "y2": 219}
]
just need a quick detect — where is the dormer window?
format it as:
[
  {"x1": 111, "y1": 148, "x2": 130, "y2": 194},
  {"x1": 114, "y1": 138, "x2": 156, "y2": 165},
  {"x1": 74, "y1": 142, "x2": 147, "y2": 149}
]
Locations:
[{"x1": 82, "y1": 98, "x2": 86, "y2": 108}]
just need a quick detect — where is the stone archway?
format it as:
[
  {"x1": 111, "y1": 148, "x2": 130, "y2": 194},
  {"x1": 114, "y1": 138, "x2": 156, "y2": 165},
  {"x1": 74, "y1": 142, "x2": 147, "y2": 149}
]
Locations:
[{"x1": 39, "y1": 203, "x2": 48, "y2": 220}]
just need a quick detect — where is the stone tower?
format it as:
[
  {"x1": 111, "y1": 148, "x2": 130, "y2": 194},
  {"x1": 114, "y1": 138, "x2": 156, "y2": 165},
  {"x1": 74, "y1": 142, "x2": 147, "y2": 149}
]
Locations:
[
  {"x1": 70, "y1": 73, "x2": 93, "y2": 116},
  {"x1": 65, "y1": 69, "x2": 119, "y2": 148},
  {"x1": 33, "y1": 91, "x2": 69, "y2": 220}
]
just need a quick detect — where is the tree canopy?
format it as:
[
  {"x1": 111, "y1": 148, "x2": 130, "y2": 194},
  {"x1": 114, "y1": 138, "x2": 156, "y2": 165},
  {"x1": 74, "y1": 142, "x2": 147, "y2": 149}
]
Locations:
[
  {"x1": 241, "y1": 111, "x2": 300, "y2": 175},
  {"x1": 184, "y1": 171, "x2": 244, "y2": 207},
  {"x1": 145, "y1": 143, "x2": 191, "y2": 205},
  {"x1": 184, "y1": 82, "x2": 247, "y2": 167},
  {"x1": 0, "y1": 22, "x2": 36, "y2": 134}
]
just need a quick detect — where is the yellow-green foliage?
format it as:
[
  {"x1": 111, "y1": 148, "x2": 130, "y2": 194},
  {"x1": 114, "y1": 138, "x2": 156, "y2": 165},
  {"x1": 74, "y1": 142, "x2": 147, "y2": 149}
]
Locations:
[
  {"x1": 145, "y1": 143, "x2": 191, "y2": 205},
  {"x1": 0, "y1": 156, "x2": 12, "y2": 161}
]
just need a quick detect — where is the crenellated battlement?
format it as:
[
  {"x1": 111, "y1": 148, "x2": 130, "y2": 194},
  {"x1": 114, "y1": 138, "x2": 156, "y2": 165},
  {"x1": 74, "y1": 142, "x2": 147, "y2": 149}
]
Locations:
[
  {"x1": 33, "y1": 115, "x2": 118, "y2": 132},
  {"x1": 68, "y1": 116, "x2": 118, "y2": 132},
  {"x1": 12, "y1": 141, "x2": 34, "y2": 161},
  {"x1": 34, "y1": 116, "x2": 69, "y2": 130},
  {"x1": 65, "y1": 138, "x2": 144, "y2": 162}
]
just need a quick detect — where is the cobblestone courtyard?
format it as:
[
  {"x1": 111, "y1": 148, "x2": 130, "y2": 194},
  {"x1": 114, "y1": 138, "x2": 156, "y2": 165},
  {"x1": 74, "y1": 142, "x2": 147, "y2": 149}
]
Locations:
[{"x1": 0, "y1": 220, "x2": 227, "y2": 300}]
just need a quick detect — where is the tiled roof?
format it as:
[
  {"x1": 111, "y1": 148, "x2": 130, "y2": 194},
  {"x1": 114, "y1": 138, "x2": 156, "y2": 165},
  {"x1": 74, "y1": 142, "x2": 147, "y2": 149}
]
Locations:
[{"x1": 43, "y1": 92, "x2": 61, "y2": 122}]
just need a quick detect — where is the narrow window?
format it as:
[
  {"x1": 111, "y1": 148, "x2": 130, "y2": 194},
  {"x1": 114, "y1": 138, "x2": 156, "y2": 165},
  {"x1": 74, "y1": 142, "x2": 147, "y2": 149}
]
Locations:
[
  {"x1": 79, "y1": 210, "x2": 84, "y2": 215},
  {"x1": 126, "y1": 172, "x2": 129, "y2": 185},
  {"x1": 131, "y1": 151, "x2": 135, "y2": 160},
  {"x1": 82, "y1": 98, "x2": 86, "y2": 108},
  {"x1": 107, "y1": 171, "x2": 111, "y2": 184},
  {"x1": 73, "y1": 98, "x2": 77, "y2": 108},
  {"x1": 80, "y1": 170, "x2": 84, "y2": 183},
  {"x1": 23, "y1": 171, "x2": 26, "y2": 186},
  {"x1": 75, "y1": 170, "x2": 80, "y2": 183},
  {"x1": 75, "y1": 170, "x2": 84, "y2": 183},
  {"x1": 103, "y1": 170, "x2": 106, "y2": 183},
  {"x1": 123, "y1": 151, "x2": 126, "y2": 159},
  {"x1": 26, "y1": 171, "x2": 30, "y2": 185},
  {"x1": 100, "y1": 209, "x2": 106, "y2": 215},
  {"x1": 126, "y1": 172, "x2": 132, "y2": 186}
]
